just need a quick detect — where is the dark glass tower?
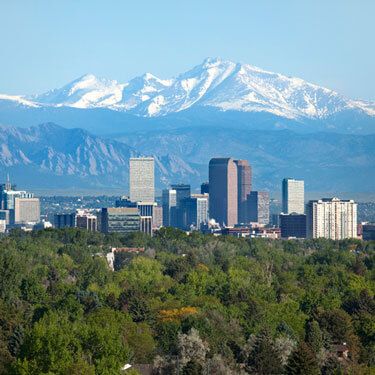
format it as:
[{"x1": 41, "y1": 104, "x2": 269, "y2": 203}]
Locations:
[
  {"x1": 234, "y1": 160, "x2": 252, "y2": 223},
  {"x1": 209, "y1": 158, "x2": 238, "y2": 227}
]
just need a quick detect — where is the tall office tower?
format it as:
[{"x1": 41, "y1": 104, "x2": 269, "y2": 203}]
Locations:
[
  {"x1": 170, "y1": 184, "x2": 191, "y2": 228},
  {"x1": 13, "y1": 197, "x2": 40, "y2": 224},
  {"x1": 101, "y1": 207, "x2": 140, "y2": 234},
  {"x1": 2, "y1": 190, "x2": 33, "y2": 210},
  {"x1": 152, "y1": 206, "x2": 163, "y2": 229},
  {"x1": 171, "y1": 184, "x2": 191, "y2": 206},
  {"x1": 234, "y1": 160, "x2": 252, "y2": 223},
  {"x1": 0, "y1": 175, "x2": 16, "y2": 209},
  {"x1": 162, "y1": 189, "x2": 177, "y2": 226},
  {"x1": 282, "y1": 178, "x2": 305, "y2": 214},
  {"x1": 129, "y1": 157, "x2": 155, "y2": 203},
  {"x1": 200, "y1": 182, "x2": 209, "y2": 194},
  {"x1": 209, "y1": 158, "x2": 238, "y2": 227},
  {"x1": 247, "y1": 191, "x2": 270, "y2": 225},
  {"x1": 280, "y1": 213, "x2": 307, "y2": 238},
  {"x1": 181, "y1": 194, "x2": 209, "y2": 230},
  {"x1": 306, "y1": 197, "x2": 357, "y2": 239}
]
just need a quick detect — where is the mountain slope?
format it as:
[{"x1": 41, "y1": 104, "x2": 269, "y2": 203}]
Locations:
[
  {"x1": 117, "y1": 126, "x2": 375, "y2": 192},
  {"x1": 1, "y1": 58, "x2": 374, "y2": 123},
  {"x1": 0, "y1": 123, "x2": 373, "y2": 192},
  {"x1": 0, "y1": 123, "x2": 202, "y2": 190}
]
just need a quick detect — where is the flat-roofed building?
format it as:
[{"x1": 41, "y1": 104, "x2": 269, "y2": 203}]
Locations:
[
  {"x1": 181, "y1": 194, "x2": 209, "y2": 230},
  {"x1": 247, "y1": 191, "x2": 269, "y2": 225},
  {"x1": 76, "y1": 210, "x2": 98, "y2": 232},
  {"x1": 101, "y1": 207, "x2": 140, "y2": 234},
  {"x1": 234, "y1": 160, "x2": 252, "y2": 223},
  {"x1": 129, "y1": 157, "x2": 154, "y2": 203},
  {"x1": 0, "y1": 220, "x2": 5, "y2": 233},
  {"x1": 152, "y1": 205, "x2": 163, "y2": 230},
  {"x1": 280, "y1": 213, "x2": 307, "y2": 238},
  {"x1": 306, "y1": 197, "x2": 357, "y2": 239},
  {"x1": 13, "y1": 197, "x2": 40, "y2": 224},
  {"x1": 209, "y1": 158, "x2": 238, "y2": 227},
  {"x1": 282, "y1": 178, "x2": 304, "y2": 214},
  {"x1": 0, "y1": 210, "x2": 10, "y2": 225},
  {"x1": 363, "y1": 224, "x2": 375, "y2": 241},
  {"x1": 162, "y1": 189, "x2": 177, "y2": 227},
  {"x1": 54, "y1": 213, "x2": 76, "y2": 228}
]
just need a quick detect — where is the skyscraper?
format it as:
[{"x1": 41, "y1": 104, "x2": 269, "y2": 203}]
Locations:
[
  {"x1": 170, "y1": 184, "x2": 191, "y2": 229},
  {"x1": 282, "y1": 178, "x2": 304, "y2": 214},
  {"x1": 129, "y1": 157, "x2": 155, "y2": 203},
  {"x1": 306, "y1": 197, "x2": 357, "y2": 239},
  {"x1": 152, "y1": 206, "x2": 163, "y2": 230},
  {"x1": 162, "y1": 189, "x2": 177, "y2": 227},
  {"x1": 234, "y1": 160, "x2": 252, "y2": 223},
  {"x1": 247, "y1": 191, "x2": 269, "y2": 225},
  {"x1": 200, "y1": 182, "x2": 209, "y2": 194},
  {"x1": 181, "y1": 194, "x2": 209, "y2": 230},
  {"x1": 209, "y1": 158, "x2": 238, "y2": 227},
  {"x1": 171, "y1": 184, "x2": 191, "y2": 206},
  {"x1": 13, "y1": 197, "x2": 40, "y2": 224}
]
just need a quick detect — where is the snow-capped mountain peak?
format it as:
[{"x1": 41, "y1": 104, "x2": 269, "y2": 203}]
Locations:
[
  {"x1": 30, "y1": 73, "x2": 124, "y2": 109},
  {"x1": 1, "y1": 58, "x2": 374, "y2": 119}
]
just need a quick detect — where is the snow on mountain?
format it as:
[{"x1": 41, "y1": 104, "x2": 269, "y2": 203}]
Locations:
[
  {"x1": 0, "y1": 94, "x2": 40, "y2": 108},
  {"x1": 2, "y1": 58, "x2": 374, "y2": 119},
  {"x1": 30, "y1": 74, "x2": 125, "y2": 109}
]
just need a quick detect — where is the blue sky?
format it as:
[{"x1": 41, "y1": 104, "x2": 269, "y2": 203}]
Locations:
[{"x1": 0, "y1": 0, "x2": 374, "y2": 100}]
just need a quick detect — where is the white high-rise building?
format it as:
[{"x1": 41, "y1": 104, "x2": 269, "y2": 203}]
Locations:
[
  {"x1": 306, "y1": 197, "x2": 357, "y2": 239},
  {"x1": 282, "y1": 178, "x2": 305, "y2": 214},
  {"x1": 13, "y1": 197, "x2": 40, "y2": 224},
  {"x1": 129, "y1": 157, "x2": 155, "y2": 203}
]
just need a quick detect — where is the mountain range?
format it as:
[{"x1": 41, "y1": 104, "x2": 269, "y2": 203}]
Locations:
[{"x1": 0, "y1": 58, "x2": 374, "y2": 193}]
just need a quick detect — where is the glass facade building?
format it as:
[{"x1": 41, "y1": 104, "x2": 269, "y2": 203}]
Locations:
[{"x1": 101, "y1": 207, "x2": 140, "y2": 234}]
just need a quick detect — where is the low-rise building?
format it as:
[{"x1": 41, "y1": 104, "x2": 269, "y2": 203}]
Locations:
[
  {"x1": 280, "y1": 213, "x2": 307, "y2": 238},
  {"x1": 101, "y1": 207, "x2": 140, "y2": 234},
  {"x1": 362, "y1": 223, "x2": 375, "y2": 241}
]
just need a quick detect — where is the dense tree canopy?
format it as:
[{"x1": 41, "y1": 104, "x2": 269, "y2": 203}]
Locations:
[{"x1": 0, "y1": 227, "x2": 373, "y2": 374}]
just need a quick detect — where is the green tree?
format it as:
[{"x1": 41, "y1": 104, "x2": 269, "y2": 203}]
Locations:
[
  {"x1": 18, "y1": 312, "x2": 81, "y2": 374},
  {"x1": 305, "y1": 320, "x2": 323, "y2": 354},
  {"x1": 182, "y1": 360, "x2": 203, "y2": 375},
  {"x1": 245, "y1": 329, "x2": 283, "y2": 375},
  {"x1": 285, "y1": 341, "x2": 320, "y2": 375}
]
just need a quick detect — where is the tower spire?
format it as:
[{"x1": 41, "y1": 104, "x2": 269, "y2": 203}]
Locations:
[{"x1": 5, "y1": 173, "x2": 11, "y2": 190}]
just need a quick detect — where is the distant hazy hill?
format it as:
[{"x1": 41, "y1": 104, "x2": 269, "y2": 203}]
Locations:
[
  {"x1": 0, "y1": 123, "x2": 201, "y2": 191},
  {"x1": 0, "y1": 123, "x2": 373, "y2": 193}
]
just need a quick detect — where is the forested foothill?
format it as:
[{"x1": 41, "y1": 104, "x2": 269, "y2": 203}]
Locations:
[{"x1": 0, "y1": 228, "x2": 374, "y2": 374}]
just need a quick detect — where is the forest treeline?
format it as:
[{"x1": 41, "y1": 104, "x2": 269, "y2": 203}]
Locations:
[{"x1": 0, "y1": 228, "x2": 374, "y2": 374}]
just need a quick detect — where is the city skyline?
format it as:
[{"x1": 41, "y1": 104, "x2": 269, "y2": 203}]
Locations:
[
  {"x1": 0, "y1": 3, "x2": 373, "y2": 374},
  {"x1": 0, "y1": 158, "x2": 365, "y2": 241}
]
